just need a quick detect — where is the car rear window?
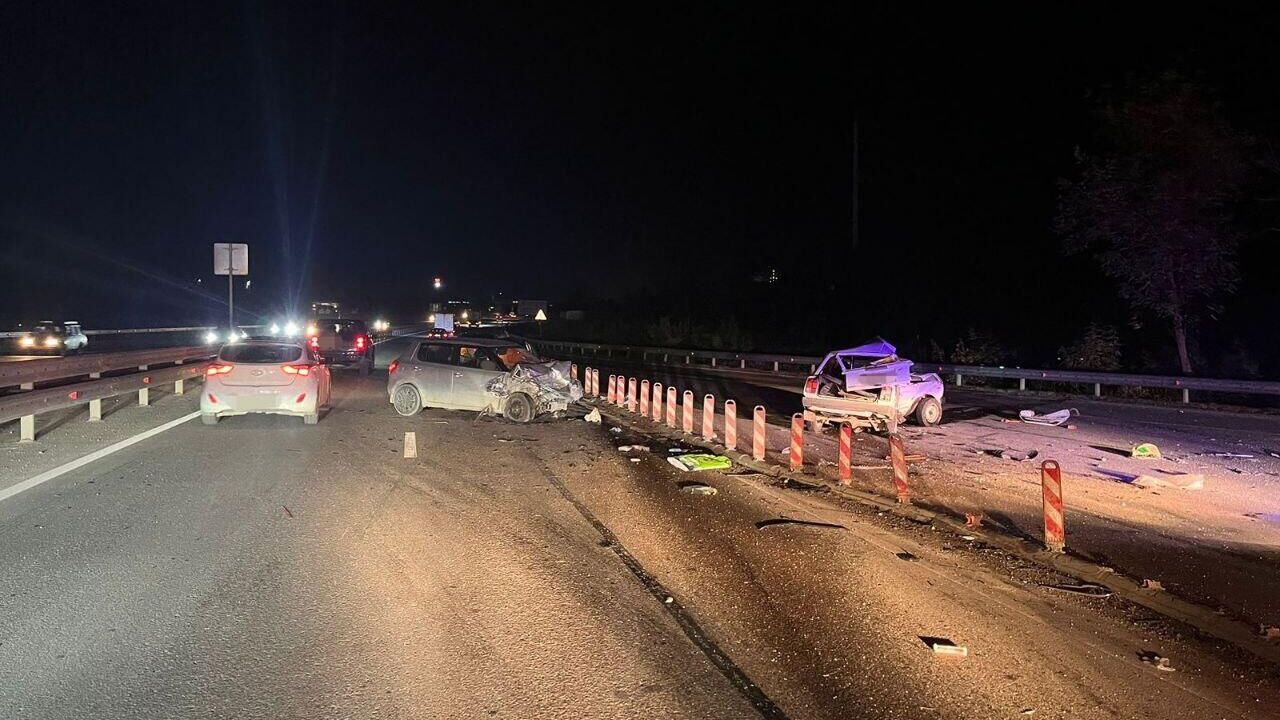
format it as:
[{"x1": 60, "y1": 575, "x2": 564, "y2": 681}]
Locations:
[
  {"x1": 316, "y1": 320, "x2": 367, "y2": 339},
  {"x1": 219, "y1": 344, "x2": 303, "y2": 364}
]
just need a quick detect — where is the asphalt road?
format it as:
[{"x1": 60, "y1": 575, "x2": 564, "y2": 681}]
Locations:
[{"x1": 1, "y1": 375, "x2": 1277, "y2": 719}]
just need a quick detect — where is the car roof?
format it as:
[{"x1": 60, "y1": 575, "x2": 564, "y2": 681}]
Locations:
[
  {"x1": 236, "y1": 338, "x2": 308, "y2": 347},
  {"x1": 414, "y1": 336, "x2": 524, "y2": 348}
]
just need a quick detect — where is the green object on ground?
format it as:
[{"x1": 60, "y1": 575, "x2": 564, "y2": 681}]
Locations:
[
  {"x1": 667, "y1": 454, "x2": 732, "y2": 472},
  {"x1": 1131, "y1": 443, "x2": 1162, "y2": 460}
]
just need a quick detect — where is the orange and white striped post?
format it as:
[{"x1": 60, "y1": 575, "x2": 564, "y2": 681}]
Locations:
[
  {"x1": 752, "y1": 406, "x2": 766, "y2": 461},
  {"x1": 652, "y1": 383, "x2": 663, "y2": 422},
  {"x1": 1042, "y1": 460, "x2": 1065, "y2": 552},
  {"x1": 889, "y1": 433, "x2": 910, "y2": 503},
  {"x1": 702, "y1": 394, "x2": 715, "y2": 441},
  {"x1": 591, "y1": 369, "x2": 600, "y2": 398},
  {"x1": 607, "y1": 375, "x2": 617, "y2": 404},
  {"x1": 838, "y1": 423, "x2": 853, "y2": 484},
  {"x1": 682, "y1": 391, "x2": 694, "y2": 434},
  {"x1": 789, "y1": 413, "x2": 804, "y2": 471},
  {"x1": 640, "y1": 380, "x2": 650, "y2": 417},
  {"x1": 571, "y1": 363, "x2": 578, "y2": 382},
  {"x1": 583, "y1": 367, "x2": 592, "y2": 396},
  {"x1": 666, "y1": 387, "x2": 677, "y2": 428},
  {"x1": 723, "y1": 400, "x2": 737, "y2": 451},
  {"x1": 627, "y1": 377, "x2": 638, "y2": 412}
]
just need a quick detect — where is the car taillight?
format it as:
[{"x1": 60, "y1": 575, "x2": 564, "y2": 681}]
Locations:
[
  {"x1": 804, "y1": 376, "x2": 818, "y2": 395},
  {"x1": 206, "y1": 364, "x2": 233, "y2": 376},
  {"x1": 387, "y1": 359, "x2": 399, "y2": 374},
  {"x1": 355, "y1": 335, "x2": 367, "y2": 351},
  {"x1": 281, "y1": 364, "x2": 313, "y2": 376},
  {"x1": 308, "y1": 336, "x2": 319, "y2": 348}
]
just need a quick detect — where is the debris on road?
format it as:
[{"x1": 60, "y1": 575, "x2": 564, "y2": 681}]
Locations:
[
  {"x1": 1261, "y1": 625, "x2": 1280, "y2": 641},
  {"x1": 896, "y1": 551, "x2": 920, "y2": 561},
  {"x1": 282, "y1": 505, "x2": 293, "y2": 518},
  {"x1": 1130, "y1": 443, "x2": 1161, "y2": 459},
  {"x1": 1000, "y1": 449, "x2": 1040, "y2": 462},
  {"x1": 965, "y1": 512, "x2": 984, "y2": 529},
  {"x1": 680, "y1": 483, "x2": 718, "y2": 496},
  {"x1": 1142, "y1": 579, "x2": 1165, "y2": 591},
  {"x1": 756, "y1": 518, "x2": 848, "y2": 531},
  {"x1": 1133, "y1": 474, "x2": 1204, "y2": 491},
  {"x1": 609, "y1": 426, "x2": 623, "y2": 434},
  {"x1": 583, "y1": 408, "x2": 602, "y2": 423},
  {"x1": 1197, "y1": 451, "x2": 1254, "y2": 458},
  {"x1": 667, "y1": 454, "x2": 732, "y2": 472},
  {"x1": 1018, "y1": 408, "x2": 1078, "y2": 426},
  {"x1": 923, "y1": 638, "x2": 968, "y2": 658},
  {"x1": 618, "y1": 445, "x2": 650, "y2": 452},
  {"x1": 1045, "y1": 582, "x2": 1113, "y2": 598},
  {"x1": 1138, "y1": 651, "x2": 1176, "y2": 672}
]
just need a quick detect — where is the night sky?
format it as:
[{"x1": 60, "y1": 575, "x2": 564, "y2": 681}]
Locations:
[{"x1": 2, "y1": 4, "x2": 1278, "y2": 371}]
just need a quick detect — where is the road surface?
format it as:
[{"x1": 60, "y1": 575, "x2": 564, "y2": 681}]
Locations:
[{"x1": 1, "y1": 374, "x2": 1277, "y2": 719}]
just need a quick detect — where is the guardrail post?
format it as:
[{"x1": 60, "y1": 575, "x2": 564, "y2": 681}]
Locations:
[
  {"x1": 955, "y1": 373, "x2": 963, "y2": 386},
  {"x1": 773, "y1": 361, "x2": 779, "y2": 372},
  {"x1": 1093, "y1": 382, "x2": 1101, "y2": 398},
  {"x1": 684, "y1": 355, "x2": 690, "y2": 365},
  {"x1": 1018, "y1": 378, "x2": 1026, "y2": 391},
  {"x1": 739, "y1": 358, "x2": 745, "y2": 369},
  {"x1": 20, "y1": 382, "x2": 33, "y2": 391},
  {"x1": 86, "y1": 372, "x2": 104, "y2": 421},
  {"x1": 174, "y1": 360, "x2": 185, "y2": 395},
  {"x1": 1182, "y1": 388, "x2": 1190, "y2": 404},
  {"x1": 711, "y1": 357, "x2": 717, "y2": 368},
  {"x1": 20, "y1": 415, "x2": 35, "y2": 442}
]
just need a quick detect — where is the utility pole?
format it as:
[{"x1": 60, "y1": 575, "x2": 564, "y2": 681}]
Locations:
[
  {"x1": 227, "y1": 244, "x2": 234, "y2": 329},
  {"x1": 852, "y1": 118, "x2": 859, "y2": 253}
]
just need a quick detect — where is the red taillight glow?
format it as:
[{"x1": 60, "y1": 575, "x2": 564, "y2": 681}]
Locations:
[
  {"x1": 206, "y1": 364, "x2": 233, "y2": 376},
  {"x1": 355, "y1": 335, "x2": 367, "y2": 351},
  {"x1": 281, "y1": 364, "x2": 312, "y2": 376},
  {"x1": 308, "y1": 336, "x2": 319, "y2": 348},
  {"x1": 804, "y1": 377, "x2": 818, "y2": 395},
  {"x1": 387, "y1": 359, "x2": 399, "y2": 374}
]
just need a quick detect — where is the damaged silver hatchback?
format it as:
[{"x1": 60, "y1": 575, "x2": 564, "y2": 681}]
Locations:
[{"x1": 387, "y1": 337, "x2": 583, "y2": 422}]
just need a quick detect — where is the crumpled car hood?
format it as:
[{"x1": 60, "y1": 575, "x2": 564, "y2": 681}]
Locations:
[{"x1": 486, "y1": 360, "x2": 583, "y2": 416}]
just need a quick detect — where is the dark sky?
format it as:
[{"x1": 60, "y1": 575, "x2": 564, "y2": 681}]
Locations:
[{"x1": 2, "y1": 3, "x2": 1278, "y2": 369}]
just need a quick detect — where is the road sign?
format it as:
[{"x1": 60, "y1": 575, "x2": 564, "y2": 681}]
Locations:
[{"x1": 213, "y1": 243, "x2": 249, "y2": 275}]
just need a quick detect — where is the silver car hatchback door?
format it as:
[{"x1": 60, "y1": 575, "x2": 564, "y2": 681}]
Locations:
[{"x1": 410, "y1": 342, "x2": 455, "y2": 406}]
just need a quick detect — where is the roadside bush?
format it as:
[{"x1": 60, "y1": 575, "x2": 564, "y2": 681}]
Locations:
[{"x1": 1059, "y1": 324, "x2": 1122, "y2": 371}]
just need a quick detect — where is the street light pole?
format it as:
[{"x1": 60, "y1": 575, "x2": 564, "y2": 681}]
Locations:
[{"x1": 227, "y1": 244, "x2": 235, "y2": 329}]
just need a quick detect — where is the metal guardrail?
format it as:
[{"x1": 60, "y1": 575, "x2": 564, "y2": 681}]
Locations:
[
  {"x1": 532, "y1": 340, "x2": 1280, "y2": 403},
  {"x1": 0, "y1": 346, "x2": 215, "y2": 441}
]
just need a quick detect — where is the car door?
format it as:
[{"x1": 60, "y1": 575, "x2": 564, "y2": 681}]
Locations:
[
  {"x1": 447, "y1": 346, "x2": 508, "y2": 411},
  {"x1": 408, "y1": 342, "x2": 456, "y2": 407}
]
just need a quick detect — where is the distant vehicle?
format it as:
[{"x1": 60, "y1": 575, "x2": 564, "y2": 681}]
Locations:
[
  {"x1": 387, "y1": 337, "x2": 580, "y2": 422},
  {"x1": 201, "y1": 339, "x2": 331, "y2": 425},
  {"x1": 204, "y1": 327, "x2": 250, "y2": 345},
  {"x1": 425, "y1": 327, "x2": 454, "y2": 339},
  {"x1": 801, "y1": 339, "x2": 944, "y2": 432},
  {"x1": 16, "y1": 321, "x2": 87, "y2": 355},
  {"x1": 369, "y1": 319, "x2": 392, "y2": 338},
  {"x1": 307, "y1": 318, "x2": 375, "y2": 375}
]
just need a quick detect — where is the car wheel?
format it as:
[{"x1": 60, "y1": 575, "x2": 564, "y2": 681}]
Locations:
[
  {"x1": 201, "y1": 414, "x2": 218, "y2": 425},
  {"x1": 504, "y1": 392, "x2": 535, "y2": 424},
  {"x1": 915, "y1": 396, "x2": 943, "y2": 426},
  {"x1": 392, "y1": 384, "x2": 423, "y2": 416},
  {"x1": 304, "y1": 412, "x2": 319, "y2": 425}
]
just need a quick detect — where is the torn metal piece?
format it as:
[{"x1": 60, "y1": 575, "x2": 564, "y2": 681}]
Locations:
[
  {"x1": 485, "y1": 360, "x2": 584, "y2": 421},
  {"x1": 1018, "y1": 408, "x2": 1079, "y2": 426}
]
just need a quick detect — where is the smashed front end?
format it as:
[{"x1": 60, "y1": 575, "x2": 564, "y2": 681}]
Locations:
[{"x1": 485, "y1": 360, "x2": 584, "y2": 419}]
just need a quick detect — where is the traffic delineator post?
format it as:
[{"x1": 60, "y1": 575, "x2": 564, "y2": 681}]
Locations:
[
  {"x1": 640, "y1": 380, "x2": 650, "y2": 417},
  {"x1": 682, "y1": 391, "x2": 694, "y2": 434},
  {"x1": 724, "y1": 400, "x2": 737, "y2": 451},
  {"x1": 666, "y1": 387, "x2": 677, "y2": 428},
  {"x1": 889, "y1": 432, "x2": 910, "y2": 503},
  {"x1": 790, "y1": 413, "x2": 804, "y2": 471},
  {"x1": 1042, "y1": 460, "x2": 1065, "y2": 552},
  {"x1": 752, "y1": 406, "x2": 766, "y2": 461},
  {"x1": 653, "y1": 382, "x2": 664, "y2": 422},
  {"x1": 627, "y1": 377, "x2": 638, "y2": 412},
  {"x1": 607, "y1": 375, "x2": 616, "y2": 404},
  {"x1": 702, "y1": 394, "x2": 715, "y2": 441},
  {"x1": 838, "y1": 423, "x2": 852, "y2": 484},
  {"x1": 571, "y1": 363, "x2": 578, "y2": 382}
]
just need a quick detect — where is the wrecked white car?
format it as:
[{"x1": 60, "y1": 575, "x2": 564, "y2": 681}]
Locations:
[
  {"x1": 802, "y1": 339, "x2": 944, "y2": 432},
  {"x1": 388, "y1": 338, "x2": 583, "y2": 422}
]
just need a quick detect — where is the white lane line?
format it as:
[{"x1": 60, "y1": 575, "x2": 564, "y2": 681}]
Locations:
[{"x1": 0, "y1": 411, "x2": 201, "y2": 504}]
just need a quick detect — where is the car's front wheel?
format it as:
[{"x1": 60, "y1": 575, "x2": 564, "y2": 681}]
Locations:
[
  {"x1": 915, "y1": 396, "x2": 943, "y2": 426},
  {"x1": 392, "y1": 384, "x2": 423, "y2": 416},
  {"x1": 504, "y1": 392, "x2": 535, "y2": 423}
]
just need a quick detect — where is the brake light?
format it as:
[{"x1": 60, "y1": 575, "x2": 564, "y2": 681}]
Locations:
[
  {"x1": 804, "y1": 376, "x2": 818, "y2": 395},
  {"x1": 206, "y1": 364, "x2": 233, "y2": 376},
  {"x1": 388, "y1": 359, "x2": 399, "y2": 374},
  {"x1": 308, "y1": 336, "x2": 319, "y2": 348},
  {"x1": 281, "y1": 364, "x2": 313, "y2": 376},
  {"x1": 355, "y1": 335, "x2": 367, "y2": 351}
]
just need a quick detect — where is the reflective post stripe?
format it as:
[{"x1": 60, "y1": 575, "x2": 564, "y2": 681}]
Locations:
[
  {"x1": 592, "y1": 369, "x2": 600, "y2": 398},
  {"x1": 752, "y1": 406, "x2": 766, "y2": 461},
  {"x1": 724, "y1": 400, "x2": 737, "y2": 451},
  {"x1": 652, "y1": 383, "x2": 663, "y2": 422},
  {"x1": 1042, "y1": 460, "x2": 1065, "y2": 552},
  {"x1": 627, "y1": 377, "x2": 637, "y2": 412},
  {"x1": 838, "y1": 423, "x2": 852, "y2": 484},
  {"x1": 702, "y1": 394, "x2": 715, "y2": 441},
  {"x1": 682, "y1": 391, "x2": 694, "y2": 434},
  {"x1": 666, "y1": 387, "x2": 677, "y2": 428},
  {"x1": 607, "y1": 375, "x2": 617, "y2": 404},
  {"x1": 789, "y1": 413, "x2": 803, "y2": 471},
  {"x1": 640, "y1": 380, "x2": 650, "y2": 417},
  {"x1": 889, "y1": 433, "x2": 910, "y2": 503}
]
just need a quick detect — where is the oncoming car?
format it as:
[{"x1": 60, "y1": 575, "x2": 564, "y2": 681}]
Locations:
[
  {"x1": 18, "y1": 321, "x2": 87, "y2": 355},
  {"x1": 387, "y1": 337, "x2": 581, "y2": 422},
  {"x1": 201, "y1": 339, "x2": 332, "y2": 425}
]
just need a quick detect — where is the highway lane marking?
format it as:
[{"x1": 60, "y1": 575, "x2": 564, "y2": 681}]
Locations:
[{"x1": 0, "y1": 410, "x2": 201, "y2": 504}]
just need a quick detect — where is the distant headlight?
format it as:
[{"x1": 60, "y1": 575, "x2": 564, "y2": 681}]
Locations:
[
  {"x1": 226, "y1": 334, "x2": 239, "y2": 345},
  {"x1": 44, "y1": 336, "x2": 61, "y2": 348},
  {"x1": 284, "y1": 321, "x2": 299, "y2": 336},
  {"x1": 270, "y1": 323, "x2": 280, "y2": 335},
  {"x1": 19, "y1": 336, "x2": 35, "y2": 348},
  {"x1": 306, "y1": 324, "x2": 318, "y2": 336},
  {"x1": 205, "y1": 331, "x2": 219, "y2": 344}
]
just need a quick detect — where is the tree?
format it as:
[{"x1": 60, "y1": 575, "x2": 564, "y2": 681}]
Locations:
[
  {"x1": 1059, "y1": 324, "x2": 1121, "y2": 371},
  {"x1": 1055, "y1": 74, "x2": 1253, "y2": 374}
]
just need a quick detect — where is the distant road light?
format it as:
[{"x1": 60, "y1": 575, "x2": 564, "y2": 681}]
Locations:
[{"x1": 433, "y1": 277, "x2": 443, "y2": 289}]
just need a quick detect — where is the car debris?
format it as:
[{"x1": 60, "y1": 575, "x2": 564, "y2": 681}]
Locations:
[
  {"x1": 1133, "y1": 474, "x2": 1204, "y2": 491},
  {"x1": 1198, "y1": 451, "x2": 1254, "y2": 459},
  {"x1": 923, "y1": 638, "x2": 968, "y2": 658},
  {"x1": 667, "y1": 454, "x2": 732, "y2": 472},
  {"x1": 485, "y1": 360, "x2": 584, "y2": 422},
  {"x1": 583, "y1": 408, "x2": 602, "y2": 423},
  {"x1": 1137, "y1": 651, "x2": 1176, "y2": 671},
  {"x1": 1045, "y1": 582, "x2": 1113, "y2": 598},
  {"x1": 680, "y1": 483, "x2": 718, "y2": 495},
  {"x1": 1130, "y1": 443, "x2": 1161, "y2": 459},
  {"x1": 1018, "y1": 408, "x2": 1079, "y2": 426},
  {"x1": 618, "y1": 445, "x2": 650, "y2": 452},
  {"x1": 801, "y1": 339, "x2": 944, "y2": 433},
  {"x1": 1141, "y1": 579, "x2": 1165, "y2": 591},
  {"x1": 999, "y1": 449, "x2": 1040, "y2": 462}
]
